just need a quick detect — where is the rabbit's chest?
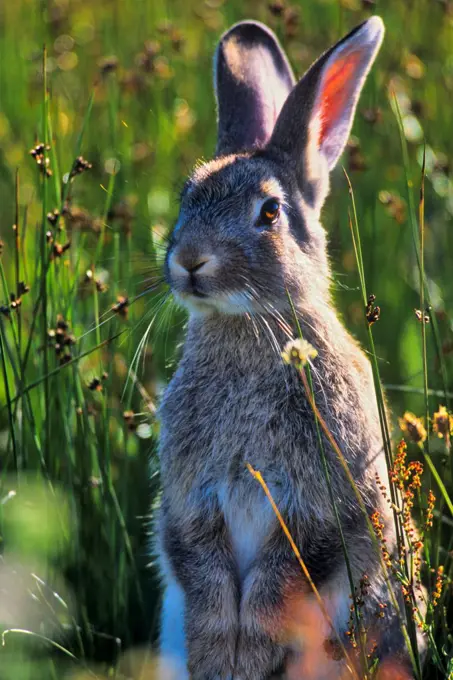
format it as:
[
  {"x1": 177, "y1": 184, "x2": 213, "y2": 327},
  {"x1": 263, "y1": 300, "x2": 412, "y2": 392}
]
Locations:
[{"x1": 162, "y1": 365, "x2": 299, "y2": 466}]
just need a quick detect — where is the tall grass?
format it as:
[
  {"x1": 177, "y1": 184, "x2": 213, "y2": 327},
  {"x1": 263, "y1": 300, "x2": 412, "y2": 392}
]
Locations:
[{"x1": 1, "y1": 0, "x2": 453, "y2": 678}]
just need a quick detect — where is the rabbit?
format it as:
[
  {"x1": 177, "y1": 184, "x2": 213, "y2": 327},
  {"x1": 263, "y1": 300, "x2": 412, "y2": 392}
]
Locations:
[{"x1": 156, "y1": 16, "x2": 425, "y2": 680}]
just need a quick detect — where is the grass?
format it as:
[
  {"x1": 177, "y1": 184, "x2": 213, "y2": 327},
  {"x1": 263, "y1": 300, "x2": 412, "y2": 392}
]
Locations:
[{"x1": 1, "y1": 0, "x2": 453, "y2": 678}]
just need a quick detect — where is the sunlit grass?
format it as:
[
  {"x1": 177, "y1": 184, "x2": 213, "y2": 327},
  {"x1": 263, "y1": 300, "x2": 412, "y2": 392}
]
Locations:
[{"x1": 1, "y1": 0, "x2": 453, "y2": 678}]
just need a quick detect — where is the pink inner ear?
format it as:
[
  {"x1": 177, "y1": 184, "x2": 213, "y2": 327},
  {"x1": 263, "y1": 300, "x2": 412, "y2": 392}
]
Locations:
[{"x1": 318, "y1": 50, "x2": 362, "y2": 145}]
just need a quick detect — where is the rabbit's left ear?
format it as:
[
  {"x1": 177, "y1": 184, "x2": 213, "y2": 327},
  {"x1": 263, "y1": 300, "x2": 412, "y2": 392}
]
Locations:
[
  {"x1": 268, "y1": 17, "x2": 384, "y2": 204},
  {"x1": 214, "y1": 21, "x2": 295, "y2": 156}
]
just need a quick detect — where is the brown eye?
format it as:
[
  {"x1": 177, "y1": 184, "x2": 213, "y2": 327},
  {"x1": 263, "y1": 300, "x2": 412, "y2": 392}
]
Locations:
[{"x1": 259, "y1": 198, "x2": 280, "y2": 226}]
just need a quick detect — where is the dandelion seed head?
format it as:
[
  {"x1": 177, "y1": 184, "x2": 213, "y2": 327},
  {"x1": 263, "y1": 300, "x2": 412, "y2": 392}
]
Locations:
[{"x1": 281, "y1": 338, "x2": 317, "y2": 368}]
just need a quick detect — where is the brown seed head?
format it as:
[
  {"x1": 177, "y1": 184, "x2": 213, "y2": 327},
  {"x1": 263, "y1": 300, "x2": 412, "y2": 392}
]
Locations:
[
  {"x1": 398, "y1": 412, "x2": 427, "y2": 445},
  {"x1": 432, "y1": 405, "x2": 452, "y2": 439}
]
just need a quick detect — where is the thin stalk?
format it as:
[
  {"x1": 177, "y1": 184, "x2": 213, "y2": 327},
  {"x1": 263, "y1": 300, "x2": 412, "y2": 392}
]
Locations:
[
  {"x1": 419, "y1": 145, "x2": 430, "y2": 434},
  {"x1": 392, "y1": 93, "x2": 449, "y2": 408},
  {"x1": 416, "y1": 148, "x2": 453, "y2": 513},
  {"x1": 344, "y1": 171, "x2": 404, "y2": 540},
  {"x1": 47, "y1": 106, "x2": 61, "y2": 206},
  {"x1": 423, "y1": 454, "x2": 453, "y2": 516},
  {"x1": 344, "y1": 169, "x2": 422, "y2": 676},
  {"x1": 14, "y1": 168, "x2": 21, "y2": 354},
  {"x1": 0, "y1": 316, "x2": 52, "y2": 480},
  {"x1": 3, "y1": 331, "x2": 125, "y2": 408},
  {"x1": 41, "y1": 45, "x2": 51, "y2": 461},
  {"x1": 384, "y1": 385, "x2": 453, "y2": 400},
  {"x1": 1, "y1": 629, "x2": 100, "y2": 679},
  {"x1": 20, "y1": 89, "x2": 95, "y2": 381},
  {"x1": 392, "y1": 103, "x2": 453, "y2": 516},
  {"x1": 0, "y1": 320, "x2": 18, "y2": 473}
]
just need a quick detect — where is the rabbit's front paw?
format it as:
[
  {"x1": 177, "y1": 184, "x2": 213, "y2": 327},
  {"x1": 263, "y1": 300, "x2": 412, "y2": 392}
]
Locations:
[{"x1": 234, "y1": 628, "x2": 286, "y2": 679}]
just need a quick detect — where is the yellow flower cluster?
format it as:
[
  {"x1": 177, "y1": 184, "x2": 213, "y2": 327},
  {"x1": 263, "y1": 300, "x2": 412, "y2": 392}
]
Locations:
[
  {"x1": 398, "y1": 412, "x2": 427, "y2": 445},
  {"x1": 281, "y1": 338, "x2": 318, "y2": 368},
  {"x1": 433, "y1": 405, "x2": 453, "y2": 451}
]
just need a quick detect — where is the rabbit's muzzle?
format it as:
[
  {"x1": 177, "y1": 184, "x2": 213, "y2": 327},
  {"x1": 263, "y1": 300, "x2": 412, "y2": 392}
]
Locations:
[{"x1": 168, "y1": 248, "x2": 219, "y2": 298}]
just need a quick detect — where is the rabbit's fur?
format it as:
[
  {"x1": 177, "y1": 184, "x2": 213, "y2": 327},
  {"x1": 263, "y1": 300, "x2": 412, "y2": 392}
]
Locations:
[{"x1": 156, "y1": 17, "x2": 424, "y2": 680}]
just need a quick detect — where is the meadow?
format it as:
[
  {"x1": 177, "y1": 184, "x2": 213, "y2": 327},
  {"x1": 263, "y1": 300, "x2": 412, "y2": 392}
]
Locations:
[{"x1": 1, "y1": 0, "x2": 453, "y2": 678}]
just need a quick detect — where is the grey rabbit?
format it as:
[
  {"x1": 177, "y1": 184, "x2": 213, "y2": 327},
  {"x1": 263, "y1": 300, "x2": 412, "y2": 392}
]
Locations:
[{"x1": 156, "y1": 16, "x2": 425, "y2": 680}]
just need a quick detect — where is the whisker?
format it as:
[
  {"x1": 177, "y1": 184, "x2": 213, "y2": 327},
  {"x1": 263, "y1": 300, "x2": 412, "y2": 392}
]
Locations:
[
  {"x1": 237, "y1": 284, "x2": 292, "y2": 395},
  {"x1": 79, "y1": 279, "x2": 167, "y2": 342},
  {"x1": 261, "y1": 303, "x2": 293, "y2": 339},
  {"x1": 123, "y1": 292, "x2": 171, "y2": 399},
  {"x1": 306, "y1": 361, "x2": 329, "y2": 412},
  {"x1": 241, "y1": 281, "x2": 293, "y2": 339},
  {"x1": 138, "y1": 274, "x2": 166, "y2": 287},
  {"x1": 132, "y1": 281, "x2": 167, "y2": 302},
  {"x1": 78, "y1": 312, "x2": 119, "y2": 340},
  {"x1": 238, "y1": 292, "x2": 261, "y2": 341}
]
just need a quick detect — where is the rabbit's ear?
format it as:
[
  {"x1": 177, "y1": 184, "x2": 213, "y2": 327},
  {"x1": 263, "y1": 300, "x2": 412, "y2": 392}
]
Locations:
[
  {"x1": 268, "y1": 17, "x2": 384, "y2": 204},
  {"x1": 214, "y1": 21, "x2": 295, "y2": 156}
]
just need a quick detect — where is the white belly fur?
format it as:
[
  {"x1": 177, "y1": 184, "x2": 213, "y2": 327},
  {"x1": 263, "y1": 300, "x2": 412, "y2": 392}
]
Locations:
[{"x1": 219, "y1": 482, "x2": 276, "y2": 581}]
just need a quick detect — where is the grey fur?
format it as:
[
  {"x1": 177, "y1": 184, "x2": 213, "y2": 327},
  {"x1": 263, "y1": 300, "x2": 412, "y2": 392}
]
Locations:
[
  {"x1": 156, "y1": 17, "x2": 425, "y2": 680},
  {"x1": 215, "y1": 21, "x2": 295, "y2": 155}
]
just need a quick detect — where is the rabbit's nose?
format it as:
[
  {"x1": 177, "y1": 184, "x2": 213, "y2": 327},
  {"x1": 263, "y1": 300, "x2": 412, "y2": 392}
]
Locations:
[
  {"x1": 187, "y1": 257, "x2": 210, "y2": 274},
  {"x1": 169, "y1": 251, "x2": 218, "y2": 278}
]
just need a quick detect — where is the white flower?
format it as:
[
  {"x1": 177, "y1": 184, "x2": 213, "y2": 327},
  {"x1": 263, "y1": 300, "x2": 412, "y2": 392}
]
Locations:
[{"x1": 282, "y1": 338, "x2": 317, "y2": 367}]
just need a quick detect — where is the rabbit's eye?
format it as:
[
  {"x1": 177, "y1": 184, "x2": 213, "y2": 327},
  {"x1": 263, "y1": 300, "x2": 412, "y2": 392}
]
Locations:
[{"x1": 259, "y1": 199, "x2": 280, "y2": 226}]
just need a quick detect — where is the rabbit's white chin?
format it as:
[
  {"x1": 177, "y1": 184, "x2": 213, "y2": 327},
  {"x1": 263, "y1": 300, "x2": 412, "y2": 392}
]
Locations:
[{"x1": 175, "y1": 290, "x2": 255, "y2": 317}]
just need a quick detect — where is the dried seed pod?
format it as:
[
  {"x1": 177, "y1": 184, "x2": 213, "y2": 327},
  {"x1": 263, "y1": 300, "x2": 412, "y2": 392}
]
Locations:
[
  {"x1": 112, "y1": 295, "x2": 129, "y2": 319},
  {"x1": 88, "y1": 377, "x2": 103, "y2": 391},
  {"x1": 365, "y1": 294, "x2": 380, "y2": 325},
  {"x1": 98, "y1": 55, "x2": 119, "y2": 76},
  {"x1": 69, "y1": 156, "x2": 93, "y2": 180},
  {"x1": 47, "y1": 209, "x2": 60, "y2": 226},
  {"x1": 414, "y1": 308, "x2": 430, "y2": 324},
  {"x1": 17, "y1": 281, "x2": 30, "y2": 296},
  {"x1": 52, "y1": 241, "x2": 71, "y2": 258},
  {"x1": 268, "y1": 0, "x2": 285, "y2": 16}
]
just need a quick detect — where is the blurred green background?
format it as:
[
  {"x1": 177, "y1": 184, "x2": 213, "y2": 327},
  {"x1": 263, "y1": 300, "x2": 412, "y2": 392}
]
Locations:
[{"x1": 1, "y1": 0, "x2": 453, "y2": 678}]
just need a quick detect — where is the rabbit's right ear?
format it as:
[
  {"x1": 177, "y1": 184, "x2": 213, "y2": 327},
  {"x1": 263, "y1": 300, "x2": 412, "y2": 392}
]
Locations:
[
  {"x1": 268, "y1": 17, "x2": 384, "y2": 209},
  {"x1": 214, "y1": 21, "x2": 295, "y2": 156}
]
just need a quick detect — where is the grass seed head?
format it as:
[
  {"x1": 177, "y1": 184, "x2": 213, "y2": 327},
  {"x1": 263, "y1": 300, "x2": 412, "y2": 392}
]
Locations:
[
  {"x1": 432, "y1": 565, "x2": 444, "y2": 608},
  {"x1": 52, "y1": 241, "x2": 71, "y2": 258},
  {"x1": 123, "y1": 410, "x2": 137, "y2": 432},
  {"x1": 112, "y1": 295, "x2": 129, "y2": 319},
  {"x1": 98, "y1": 55, "x2": 119, "y2": 76},
  {"x1": 47, "y1": 208, "x2": 60, "y2": 227},
  {"x1": 398, "y1": 411, "x2": 427, "y2": 445},
  {"x1": 268, "y1": 0, "x2": 285, "y2": 16},
  {"x1": 432, "y1": 405, "x2": 452, "y2": 442},
  {"x1": 365, "y1": 294, "x2": 380, "y2": 325},
  {"x1": 414, "y1": 308, "x2": 430, "y2": 323},
  {"x1": 88, "y1": 377, "x2": 103, "y2": 392},
  {"x1": 17, "y1": 281, "x2": 30, "y2": 296},
  {"x1": 30, "y1": 142, "x2": 52, "y2": 176},
  {"x1": 69, "y1": 156, "x2": 93, "y2": 180},
  {"x1": 425, "y1": 490, "x2": 436, "y2": 530}
]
